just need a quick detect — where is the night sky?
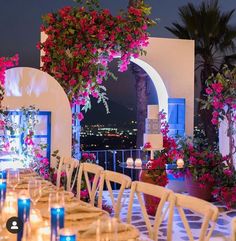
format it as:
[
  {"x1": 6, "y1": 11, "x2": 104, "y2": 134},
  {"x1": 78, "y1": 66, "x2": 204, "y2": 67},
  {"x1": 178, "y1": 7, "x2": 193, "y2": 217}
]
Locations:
[{"x1": 0, "y1": 0, "x2": 236, "y2": 116}]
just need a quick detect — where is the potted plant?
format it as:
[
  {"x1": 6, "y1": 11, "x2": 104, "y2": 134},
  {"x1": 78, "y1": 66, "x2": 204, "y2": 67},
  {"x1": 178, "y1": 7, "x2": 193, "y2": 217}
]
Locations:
[
  {"x1": 212, "y1": 157, "x2": 236, "y2": 209},
  {"x1": 175, "y1": 137, "x2": 223, "y2": 201},
  {"x1": 139, "y1": 155, "x2": 168, "y2": 216}
]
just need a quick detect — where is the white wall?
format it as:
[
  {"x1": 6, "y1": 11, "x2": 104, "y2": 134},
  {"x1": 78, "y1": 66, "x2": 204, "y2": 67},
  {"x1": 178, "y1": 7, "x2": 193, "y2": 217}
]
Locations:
[
  {"x1": 41, "y1": 33, "x2": 195, "y2": 136},
  {"x1": 140, "y1": 37, "x2": 195, "y2": 136},
  {"x1": 3, "y1": 67, "x2": 72, "y2": 167}
]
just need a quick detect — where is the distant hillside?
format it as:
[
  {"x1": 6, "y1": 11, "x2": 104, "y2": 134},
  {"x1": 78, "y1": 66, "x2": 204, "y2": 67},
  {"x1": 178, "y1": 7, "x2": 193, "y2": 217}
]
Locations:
[{"x1": 82, "y1": 99, "x2": 136, "y2": 125}]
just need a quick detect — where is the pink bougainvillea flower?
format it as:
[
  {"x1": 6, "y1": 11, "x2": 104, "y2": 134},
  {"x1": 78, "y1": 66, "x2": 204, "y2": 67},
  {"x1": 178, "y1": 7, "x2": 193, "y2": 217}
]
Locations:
[
  {"x1": 223, "y1": 169, "x2": 233, "y2": 177},
  {"x1": 69, "y1": 79, "x2": 76, "y2": 86},
  {"x1": 80, "y1": 189, "x2": 89, "y2": 199},
  {"x1": 211, "y1": 118, "x2": 218, "y2": 125},
  {"x1": 211, "y1": 83, "x2": 223, "y2": 93},
  {"x1": 143, "y1": 142, "x2": 151, "y2": 149},
  {"x1": 205, "y1": 87, "x2": 213, "y2": 95},
  {"x1": 77, "y1": 112, "x2": 84, "y2": 121}
]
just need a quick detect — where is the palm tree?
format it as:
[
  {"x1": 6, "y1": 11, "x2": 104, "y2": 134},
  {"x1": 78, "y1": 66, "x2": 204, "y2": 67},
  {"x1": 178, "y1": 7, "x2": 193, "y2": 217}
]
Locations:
[
  {"x1": 166, "y1": 0, "x2": 236, "y2": 145},
  {"x1": 131, "y1": 63, "x2": 149, "y2": 149}
]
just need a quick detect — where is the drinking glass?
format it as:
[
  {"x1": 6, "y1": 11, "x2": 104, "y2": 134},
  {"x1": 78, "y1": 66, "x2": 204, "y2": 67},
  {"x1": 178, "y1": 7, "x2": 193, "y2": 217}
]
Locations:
[
  {"x1": 48, "y1": 191, "x2": 65, "y2": 210},
  {"x1": 22, "y1": 220, "x2": 32, "y2": 241},
  {"x1": 28, "y1": 179, "x2": 42, "y2": 206},
  {"x1": 7, "y1": 169, "x2": 20, "y2": 190},
  {"x1": 0, "y1": 192, "x2": 17, "y2": 239}
]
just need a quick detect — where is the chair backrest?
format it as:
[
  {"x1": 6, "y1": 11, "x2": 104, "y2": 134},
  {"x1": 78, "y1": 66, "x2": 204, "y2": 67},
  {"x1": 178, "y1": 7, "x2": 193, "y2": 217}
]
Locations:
[
  {"x1": 56, "y1": 157, "x2": 79, "y2": 191},
  {"x1": 98, "y1": 170, "x2": 132, "y2": 219},
  {"x1": 76, "y1": 163, "x2": 104, "y2": 206},
  {"x1": 174, "y1": 193, "x2": 219, "y2": 241},
  {"x1": 127, "y1": 181, "x2": 175, "y2": 241},
  {"x1": 232, "y1": 218, "x2": 236, "y2": 241}
]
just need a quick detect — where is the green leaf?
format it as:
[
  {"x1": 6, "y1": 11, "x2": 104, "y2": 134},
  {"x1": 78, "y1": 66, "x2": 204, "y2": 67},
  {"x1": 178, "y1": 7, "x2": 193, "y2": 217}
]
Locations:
[{"x1": 68, "y1": 29, "x2": 75, "y2": 34}]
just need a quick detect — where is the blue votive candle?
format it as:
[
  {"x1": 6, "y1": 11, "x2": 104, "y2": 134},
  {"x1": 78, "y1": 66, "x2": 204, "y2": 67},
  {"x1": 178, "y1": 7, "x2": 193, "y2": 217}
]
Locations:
[
  {"x1": 59, "y1": 228, "x2": 76, "y2": 241},
  {"x1": 0, "y1": 179, "x2": 6, "y2": 202},
  {"x1": 17, "y1": 195, "x2": 31, "y2": 241},
  {"x1": 51, "y1": 205, "x2": 65, "y2": 241},
  {"x1": 0, "y1": 170, "x2": 7, "y2": 179}
]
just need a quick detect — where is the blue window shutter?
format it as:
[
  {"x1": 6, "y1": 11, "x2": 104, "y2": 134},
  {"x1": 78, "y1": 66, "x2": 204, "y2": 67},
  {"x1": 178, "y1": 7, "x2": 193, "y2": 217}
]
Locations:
[{"x1": 168, "y1": 98, "x2": 186, "y2": 137}]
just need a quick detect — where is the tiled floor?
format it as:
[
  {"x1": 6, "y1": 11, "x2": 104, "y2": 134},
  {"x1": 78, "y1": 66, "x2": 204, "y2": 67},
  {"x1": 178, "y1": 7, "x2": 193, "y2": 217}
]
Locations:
[{"x1": 103, "y1": 190, "x2": 234, "y2": 241}]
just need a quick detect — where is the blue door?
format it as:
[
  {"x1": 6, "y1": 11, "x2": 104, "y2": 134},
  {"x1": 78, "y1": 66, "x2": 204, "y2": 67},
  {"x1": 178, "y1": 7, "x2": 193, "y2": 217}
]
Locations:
[{"x1": 168, "y1": 98, "x2": 186, "y2": 137}]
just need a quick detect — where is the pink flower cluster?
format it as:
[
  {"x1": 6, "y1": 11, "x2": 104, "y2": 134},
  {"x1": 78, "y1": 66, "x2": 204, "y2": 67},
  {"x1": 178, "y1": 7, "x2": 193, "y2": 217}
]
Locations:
[
  {"x1": 143, "y1": 142, "x2": 151, "y2": 149},
  {"x1": 0, "y1": 54, "x2": 19, "y2": 104},
  {"x1": 81, "y1": 152, "x2": 96, "y2": 161},
  {"x1": 39, "y1": 2, "x2": 153, "y2": 120},
  {"x1": 212, "y1": 186, "x2": 236, "y2": 209},
  {"x1": 0, "y1": 54, "x2": 19, "y2": 86},
  {"x1": 30, "y1": 156, "x2": 51, "y2": 180},
  {"x1": 24, "y1": 131, "x2": 34, "y2": 146},
  {"x1": 198, "y1": 173, "x2": 215, "y2": 188},
  {"x1": 205, "y1": 78, "x2": 236, "y2": 126}
]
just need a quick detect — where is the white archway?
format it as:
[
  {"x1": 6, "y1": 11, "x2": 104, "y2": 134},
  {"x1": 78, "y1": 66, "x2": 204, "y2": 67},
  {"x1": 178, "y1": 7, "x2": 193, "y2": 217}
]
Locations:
[
  {"x1": 131, "y1": 58, "x2": 169, "y2": 116},
  {"x1": 3, "y1": 67, "x2": 72, "y2": 167},
  {"x1": 41, "y1": 33, "x2": 195, "y2": 136}
]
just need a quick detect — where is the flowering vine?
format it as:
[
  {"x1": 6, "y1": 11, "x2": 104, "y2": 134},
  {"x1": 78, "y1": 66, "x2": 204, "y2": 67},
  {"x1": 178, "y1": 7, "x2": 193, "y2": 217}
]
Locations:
[
  {"x1": 38, "y1": 0, "x2": 156, "y2": 121},
  {"x1": 201, "y1": 66, "x2": 236, "y2": 169}
]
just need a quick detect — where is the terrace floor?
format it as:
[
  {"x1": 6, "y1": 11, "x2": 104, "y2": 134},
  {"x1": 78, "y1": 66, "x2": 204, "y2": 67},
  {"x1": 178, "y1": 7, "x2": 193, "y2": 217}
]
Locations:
[{"x1": 103, "y1": 190, "x2": 234, "y2": 241}]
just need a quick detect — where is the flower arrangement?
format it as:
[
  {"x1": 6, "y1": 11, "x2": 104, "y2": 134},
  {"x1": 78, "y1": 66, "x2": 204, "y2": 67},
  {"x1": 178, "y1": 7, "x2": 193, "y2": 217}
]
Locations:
[
  {"x1": 201, "y1": 65, "x2": 236, "y2": 169},
  {"x1": 170, "y1": 135, "x2": 236, "y2": 208},
  {"x1": 38, "y1": 0, "x2": 156, "y2": 120},
  {"x1": 175, "y1": 137, "x2": 223, "y2": 189},
  {"x1": 29, "y1": 157, "x2": 51, "y2": 180},
  {"x1": 144, "y1": 111, "x2": 182, "y2": 186},
  {"x1": 212, "y1": 163, "x2": 236, "y2": 209}
]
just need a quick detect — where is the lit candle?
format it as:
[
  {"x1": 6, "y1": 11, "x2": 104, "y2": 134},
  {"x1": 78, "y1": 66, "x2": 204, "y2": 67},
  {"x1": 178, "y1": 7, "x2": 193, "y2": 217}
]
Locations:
[
  {"x1": 0, "y1": 179, "x2": 7, "y2": 203},
  {"x1": 0, "y1": 170, "x2": 7, "y2": 179},
  {"x1": 126, "y1": 157, "x2": 134, "y2": 167},
  {"x1": 134, "y1": 158, "x2": 142, "y2": 168},
  {"x1": 30, "y1": 209, "x2": 43, "y2": 232},
  {"x1": 37, "y1": 225, "x2": 51, "y2": 241},
  {"x1": 177, "y1": 159, "x2": 184, "y2": 168},
  {"x1": 51, "y1": 205, "x2": 65, "y2": 241},
  {"x1": 17, "y1": 192, "x2": 31, "y2": 241},
  {"x1": 59, "y1": 228, "x2": 76, "y2": 241}
]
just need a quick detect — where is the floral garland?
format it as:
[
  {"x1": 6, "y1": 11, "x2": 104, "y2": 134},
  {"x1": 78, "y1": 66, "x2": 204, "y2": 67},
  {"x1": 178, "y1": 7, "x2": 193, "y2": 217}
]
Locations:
[
  {"x1": 38, "y1": 0, "x2": 156, "y2": 120},
  {"x1": 201, "y1": 65, "x2": 236, "y2": 169},
  {"x1": 0, "y1": 54, "x2": 19, "y2": 107}
]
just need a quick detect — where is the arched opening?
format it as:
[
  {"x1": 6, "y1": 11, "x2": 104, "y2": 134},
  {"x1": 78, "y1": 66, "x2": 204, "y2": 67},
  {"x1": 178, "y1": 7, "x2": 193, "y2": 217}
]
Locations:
[
  {"x1": 131, "y1": 58, "x2": 169, "y2": 115},
  {"x1": 81, "y1": 59, "x2": 168, "y2": 151}
]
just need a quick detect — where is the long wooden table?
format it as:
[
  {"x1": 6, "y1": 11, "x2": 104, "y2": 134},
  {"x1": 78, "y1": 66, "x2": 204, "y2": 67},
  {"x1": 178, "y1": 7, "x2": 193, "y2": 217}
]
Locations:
[{"x1": 1, "y1": 169, "x2": 143, "y2": 241}]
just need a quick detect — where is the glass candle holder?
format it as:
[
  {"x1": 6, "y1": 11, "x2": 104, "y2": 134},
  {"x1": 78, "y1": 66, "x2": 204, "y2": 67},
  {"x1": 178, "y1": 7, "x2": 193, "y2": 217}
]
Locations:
[
  {"x1": 30, "y1": 209, "x2": 43, "y2": 232},
  {"x1": 126, "y1": 157, "x2": 134, "y2": 167},
  {"x1": 0, "y1": 179, "x2": 7, "y2": 204},
  {"x1": 59, "y1": 228, "x2": 76, "y2": 241},
  {"x1": 1, "y1": 194, "x2": 17, "y2": 227},
  {"x1": 17, "y1": 191, "x2": 31, "y2": 241},
  {"x1": 36, "y1": 222, "x2": 50, "y2": 241},
  {"x1": 134, "y1": 158, "x2": 142, "y2": 168},
  {"x1": 0, "y1": 170, "x2": 7, "y2": 179},
  {"x1": 177, "y1": 158, "x2": 184, "y2": 168},
  {"x1": 51, "y1": 205, "x2": 65, "y2": 241}
]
